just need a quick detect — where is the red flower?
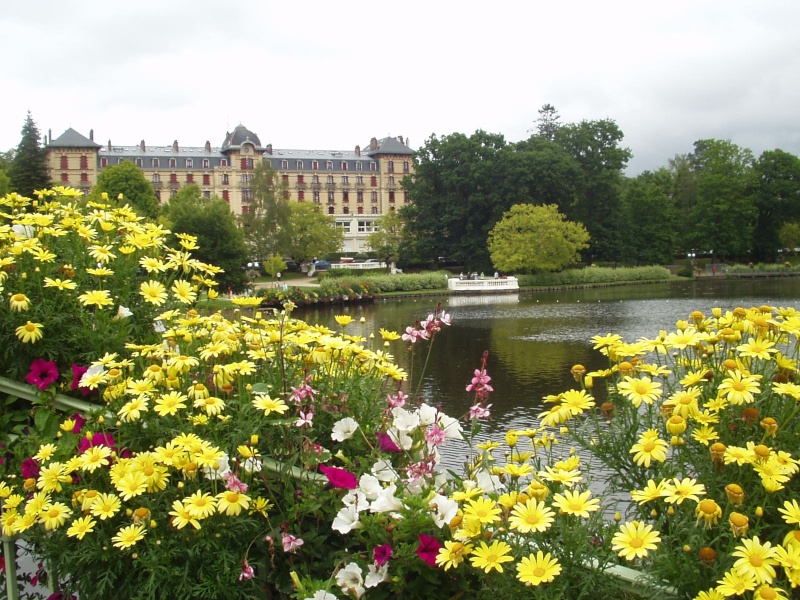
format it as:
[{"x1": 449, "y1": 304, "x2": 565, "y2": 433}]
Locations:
[
  {"x1": 21, "y1": 457, "x2": 40, "y2": 479},
  {"x1": 69, "y1": 364, "x2": 93, "y2": 397},
  {"x1": 416, "y1": 534, "x2": 442, "y2": 567},
  {"x1": 25, "y1": 359, "x2": 59, "y2": 391},
  {"x1": 78, "y1": 433, "x2": 116, "y2": 454},
  {"x1": 319, "y1": 464, "x2": 357, "y2": 489},
  {"x1": 70, "y1": 413, "x2": 87, "y2": 434},
  {"x1": 376, "y1": 432, "x2": 401, "y2": 453}
]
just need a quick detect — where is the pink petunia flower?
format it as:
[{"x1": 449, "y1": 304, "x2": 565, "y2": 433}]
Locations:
[
  {"x1": 376, "y1": 433, "x2": 401, "y2": 453},
  {"x1": 416, "y1": 534, "x2": 442, "y2": 567},
  {"x1": 25, "y1": 359, "x2": 59, "y2": 391},
  {"x1": 21, "y1": 457, "x2": 40, "y2": 479},
  {"x1": 373, "y1": 544, "x2": 392, "y2": 566},
  {"x1": 319, "y1": 464, "x2": 358, "y2": 489},
  {"x1": 78, "y1": 433, "x2": 116, "y2": 454}
]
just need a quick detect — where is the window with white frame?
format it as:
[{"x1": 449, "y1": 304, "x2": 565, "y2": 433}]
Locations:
[
  {"x1": 186, "y1": 159, "x2": 193, "y2": 168},
  {"x1": 203, "y1": 159, "x2": 210, "y2": 169},
  {"x1": 326, "y1": 161, "x2": 333, "y2": 170}
]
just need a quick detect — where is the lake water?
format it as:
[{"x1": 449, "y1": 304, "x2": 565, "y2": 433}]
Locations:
[{"x1": 300, "y1": 278, "x2": 800, "y2": 465}]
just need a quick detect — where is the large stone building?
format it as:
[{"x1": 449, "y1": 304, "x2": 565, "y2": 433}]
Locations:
[{"x1": 45, "y1": 124, "x2": 414, "y2": 253}]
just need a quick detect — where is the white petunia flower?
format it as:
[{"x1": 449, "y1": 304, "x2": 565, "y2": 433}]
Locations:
[
  {"x1": 370, "y1": 484, "x2": 404, "y2": 514},
  {"x1": 335, "y1": 563, "x2": 365, "y2": 599},
  {"x1": 391, "y1": 407, "x2": 419, "y2": 432},
  {"x1": 365, "y1": 563, "x2": 389, "y2": 588},
  {"x1": 371, "y1": 458, "x2": 398, "y2": 482},
  {"x1": 418, "y1": 403, "x2": 438, "y2": 426},
  {"x1": 429, "y1": 493, "x2": 459, "y2": 527},
  {"x1": 332, "y1": 504, "x2": 362, "y2": 534},
  {"x1": 331, "y1": 417, "x2": 359, "y2": 442},
  {"x1": 357, "y1": 474, "x2": 382, "y2": 501}
]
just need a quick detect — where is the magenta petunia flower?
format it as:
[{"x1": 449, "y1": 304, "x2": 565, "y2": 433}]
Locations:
[
  {"x1": 376, "y1": 432, "x2": 401, "y2": 453},
  {"x1": 319, "y1": 464, "x2": 358, "y2": 489},
  {"x1": 25, "y1": 359, "x2": 59, "y2": 391},
  {"x1": 21, "y1": 457, "x2": 40, "y2": 479},
  {"x1": 416, "y1": 534, "x2": 442, "y2": 567},
  {"x1": 70, "y1": 413, "x2": 87, "y2": 434},
  {"x1": 373, "y1": 544, "x2": 392, "y2": 566},
  {"x1": 78, "y1": 433, "x2": 116, "y2": 454},
  {"x1": 69, "y1": 364, "x2": 94, "y2": 397}
]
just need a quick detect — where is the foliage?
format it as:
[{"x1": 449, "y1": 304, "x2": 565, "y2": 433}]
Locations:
[
  {"x1": 279, "y1": 202, "x2": 343, "y2": 265},
  {"x1": 241, "y1": 161, "x2": 290, "y2": 264},
  {"x1": 9, "y1": 112, "x2": 50, "y2": 198},
  {"x1": 487, "y1": 204, "x2": 589, "y2": 273},
  {"x1": 553, "y1": 118, "x2": 631, "y2": 263},
  {"x1": 516, "y1": 266, "x2": 672, "y2": 288},
  {"x1": 620, "y1": 170, "x2": 678, "y2": 265},
  {"x1": 751, "y1": 150, "x2": 800, "y2": 262},
  {"x1": 0, "y1": 167, "x2": 11, "y2": 196},
  {"x1": 366, "y1": 209, "x2": 403, "y2": 266},
  {"x1": 164, "y1": 185, "x2": 249, "y2": 292},
  {"x1": 534, "y1": 103, "x2": 561, "y2": 141},
  {"x1": 93, "y1": 160, "x2": 160, "y2": 220}
]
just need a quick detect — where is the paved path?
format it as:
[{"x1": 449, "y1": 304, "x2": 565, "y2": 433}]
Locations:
[{"x1": 253, "y1": 276, "x2": 320, "y2": 290}]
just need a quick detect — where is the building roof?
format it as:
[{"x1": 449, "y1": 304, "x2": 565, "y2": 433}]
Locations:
[
  {"x1": 221, "y1": 124, "x2": 264, "y2": 152},
  {"x1": 366, "y1": 136, "x2": 414, "y2": 156},
  {"x1": 48, "y1": 128, "x2": 101, "y2": 149}
]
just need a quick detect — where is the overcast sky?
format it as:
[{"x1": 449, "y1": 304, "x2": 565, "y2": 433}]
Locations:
[{"x1": 3, "y1": 1, "x2": 799, "y2": 175}]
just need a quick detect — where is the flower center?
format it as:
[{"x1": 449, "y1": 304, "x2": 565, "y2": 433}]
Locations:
[
  {"x1": 749, "y1": 555, "x2": 763, "y2": 567},
  {"x1": 533, "y1": 567, "x2": 545, "y2": 577},
  {"x1": 629, "y1": 538, "x2": 643, "y2": 548}
]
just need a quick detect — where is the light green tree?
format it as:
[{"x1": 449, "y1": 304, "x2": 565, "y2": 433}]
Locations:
[
  {"x1": 263, "y1": 254, "x2": 287, "y2": 280},
  {"x1": 488, "y1": 204, "x2": 589, "y2": 273},
  {"x1": 93, "y1": 160, "x2": 160, "y2": 219},
  {"x1": 779, "y1": 223, "x2": 800, "y2": 255},
  {"x1": 279, "y1": 202, "x2": 343, "y2": 264},
  {"x1": 366, "y1": 209, "x2": 403, "y2": 266}
]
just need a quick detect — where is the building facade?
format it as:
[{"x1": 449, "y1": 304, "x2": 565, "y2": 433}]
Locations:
[{"x1": 45, "y1": 125, "x2": 414, "y2": 253}]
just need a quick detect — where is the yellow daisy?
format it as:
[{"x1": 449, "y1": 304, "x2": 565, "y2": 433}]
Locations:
[
  {"x1": 612, "y1": 521, "x2": 661, "y2": 560},
  {"x1": 111, "y1": 523, "x2": 146, "y2": 550},
  {"x1": 552, "y1": 489, "x2": 601, "y2": 518},
  {"x1": 66, "y1": 515, "x2": 96, "y2": 540},
  {"x1": 469, "y1": 540, "x2": 514, "y2": 573},
  {"x1": 509, "y1": 498, "x2": 555, "y2": 533},
  {"x1": 516, "y1": 551, "x2": 562, "y2": 586}
]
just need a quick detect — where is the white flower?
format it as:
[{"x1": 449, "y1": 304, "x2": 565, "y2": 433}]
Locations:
[
  {"x1": 331, "y1": 417, "x2": 359, "y2": 442},
  {"x1": 386, "y1": 427, "x2": 413, "y2": 451},
  {"x1": 429, "y1": 494, "x2": 459, "y2": 528},
  {"x1": 438, "y1": 413, "x2": 463, "y2": 440},
  {"x1": 370, "y1": 484, "x2": 404, "y2": 514},
  {"x1": 418, "y1": 403, "x2": 438, "y2": 427},
  {"x1": 113, "y1": 305, "x2": 133, "y2": 320},
  {"x1": 332, "y1": 504, "x2": 362, "y2": 534},
  {"x1": 371, "y1": 459, "x2": 398, "y2": 482},
  {"x1": 475, "y1": 470, "x2": 504, "y2": 494},
  {"x1": 306, "y1": 591, "x2": 338, "y2": 600},
  {"x1": 335, "y1": 563, "x2": 365, "y2": 599},
  {"x1": 391, "y1": 407, "x2": 419, "y2": 432},
  {"x1": 365, "y1": 563, "x2": 389, "y2": 588},
  {"x1": 11, "y1": 224, "x2": 34, "y2": 238},
  {"x1": 342, "y1": 489, "x2": 369, "y2": 512},
  {"x1": 79, "y1": 364, "x2": 106, "y2": 389},
  {"x1": 202, "y1": 452, "x2": 231, "y2": 480},
  {"x1": 242, "y1": 457, "x2": 263, "y2": 474},
  {"x1": 357, "y1": 474, "x2": 382, "y2": 501}
]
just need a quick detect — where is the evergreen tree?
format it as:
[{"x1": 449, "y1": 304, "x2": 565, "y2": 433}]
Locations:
[{"x1": 9, "y1": 112, "x2": 50, "y2": 196}]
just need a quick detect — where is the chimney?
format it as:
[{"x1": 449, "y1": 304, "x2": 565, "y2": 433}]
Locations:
[
  {"x1": 173, "y1": 140, "x2": 179, "y2": 152},
  {"x1": 108, "y1": 140, "x2": 112, "y2": 151},
  {"x1": 398, "y1": 135, "x2": 404, "y2": 145},
  {"x1": 48, "y1": 129, "x2": 52, "y2": 144},
  {"x1": 266, "y1": 143, "x2": 273, "y2": 155},
  {"x1": 370, "y1": 137, "x2": 378, "y2": 151},
  {"x1": 90, "y1": 129, "x2": 94, "y2": 141},
  {"x1": 205, "y1": 141, "x2": 211, "y2": 152},
  {"x1": 355, "y1": 145, "x2": 361, "y2": 156},
  {"x1": 140, "y1": 140, "x2": 146, "y2": 151}
]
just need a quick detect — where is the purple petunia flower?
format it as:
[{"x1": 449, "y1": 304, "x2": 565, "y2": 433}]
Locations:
[
  {"x1": 416, "y1": 534, "x2": 442, "y2": 567},
  {"x1": 25, "y1": 359, "x2": 59, "y2": 391},
  {"x1": 319, "y1": 464, "x2": 358, "y2": 489}
]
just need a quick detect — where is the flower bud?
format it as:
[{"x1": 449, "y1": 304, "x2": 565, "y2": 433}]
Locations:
[{"x1": 725, "y1": 483, "x2": 744, "y2": 507}]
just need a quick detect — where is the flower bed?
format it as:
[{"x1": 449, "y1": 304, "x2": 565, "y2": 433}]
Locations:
[{"x1": 2, "y1": 189, "x2": 800, "y2": 600}]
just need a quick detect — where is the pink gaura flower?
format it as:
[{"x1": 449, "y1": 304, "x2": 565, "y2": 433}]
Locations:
[
  {"x1": 224, "y1": 472, "x2": 249, "y2": 493},
  {"x1": 289, "y1": 375, "x2": 318, "y2": 403},
  {"x1": 469, "y1": 403, "x2": 492, "y2": 420},
  {"x1": 424, "y1": 424, "x2": 447, "y2": 447},
  {"x1": 319, "y1": 464, "x2": 358, "y2": 489},
  {"x1": 26, "y1": 359, "x2": 59, "y2": 391},
  {"x1": 295, "y1": 410, "x2": 314, "y2": 429},
  {"x1": 386, "y1": 390, "x2": 407, "y2": 409},
  {"x1": 416, "y1": 534, "x2": 442, "y2": 567},
  {"x1": 282, "y1": 533, "x2": 304, "y2": 553}
]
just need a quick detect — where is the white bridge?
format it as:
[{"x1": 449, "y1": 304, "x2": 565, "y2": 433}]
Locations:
[{"x1": 447, "y1": 276, "x2": 519, "y2": 293}]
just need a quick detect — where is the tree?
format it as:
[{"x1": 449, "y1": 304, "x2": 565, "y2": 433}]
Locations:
[
  {"x1": 366, "y1": 209, "x2": 404, "y2": 266},
  {"x1": 9, "y1": 112, "x2": 50, "y2": 197},
  {"x1": 278, "y1": 202, "x2": 343, "y2": 265},
  {"x1": 263, "y1": 254, "x2": 288, "y2": 279},
  {"x1": 242, "y1": 161, "x2": 291, "y2": 263},
  {"x1": 751, "y1": 149, "x2": 800, "y2": 261},
  {"x1": 164, "y1": 185, "x2": 249, "y2": 292},
  {"x1": 554, "y1": 119, "x2": 631, "y2": 263},
  {"x1": 93, "y1": 160, "x2": 160, "y2": 220},
  {"x1": 620, "y1": 170, "x2": 677, "y2": 264},
  {"x1": 534, "y1": 103, "x2": 561, "y2": 140},
  {"x1": 0, "y1": 168, "x2": 10, "y2": 197},
  {"x1": 487, "y1": 204, "x2": 589, "y2": 273},
  {"x1": 687, "y1": 139, "x2": 756, "y2": 259}
]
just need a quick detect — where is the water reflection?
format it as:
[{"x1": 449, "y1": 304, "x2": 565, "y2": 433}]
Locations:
[{"x1": 300, "y1": 278, "x2": 800, "y2": 467}]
